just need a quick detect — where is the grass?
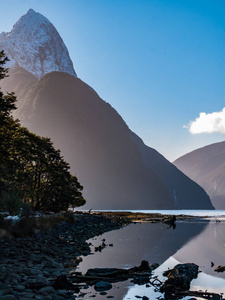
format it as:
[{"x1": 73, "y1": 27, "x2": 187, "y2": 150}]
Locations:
[{"x1": 0, "y1": 211, "x2": 76, "y2": 238}]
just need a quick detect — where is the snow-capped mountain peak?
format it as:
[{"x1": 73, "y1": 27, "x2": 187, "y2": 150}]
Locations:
[{"x1": 0, "y1": 9, "x2": 77, "y2": 79}]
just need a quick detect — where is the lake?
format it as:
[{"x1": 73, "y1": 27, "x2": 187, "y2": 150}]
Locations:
[{"x1": 74, "y1": 210, "x2": 225, "y2": 299}]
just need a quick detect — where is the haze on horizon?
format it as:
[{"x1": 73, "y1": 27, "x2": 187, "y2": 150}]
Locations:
[{"x1": 1, "y1": 0, "x2": 225, "y2": 161}]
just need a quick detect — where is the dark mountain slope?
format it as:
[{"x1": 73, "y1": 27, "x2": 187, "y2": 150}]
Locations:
[
  {"x1": 1, "y1": 67, "x2": 213, "y2": 209},
  {"x1": 2, "y1": 69, "x2": 171, "y2": 209},
  {"x1": 130, "y1": 132, "x2": 213, "y2": 209},
  {"x1": 174, "y1": 141, "x2": 225, "y2": 209}
]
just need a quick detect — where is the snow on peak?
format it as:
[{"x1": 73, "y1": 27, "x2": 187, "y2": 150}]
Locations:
[{"x1": 0, "y1": 9, "x2": 77, "y2": 79}]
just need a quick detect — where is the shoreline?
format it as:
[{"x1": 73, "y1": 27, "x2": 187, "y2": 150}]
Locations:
[
  {"x1": 92, "y1": 210, "x2": 203, "y2": 224},
  {"x1": 0, "y1": 211, "x2": 220, "y2": 299}
]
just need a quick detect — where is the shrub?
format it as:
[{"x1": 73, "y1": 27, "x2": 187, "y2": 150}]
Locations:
[{"x1": 2, "y1": 191, "x2": 23, "y2": 215}]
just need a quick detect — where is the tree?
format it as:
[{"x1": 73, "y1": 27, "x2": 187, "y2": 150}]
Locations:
[{"x1": 0, "y1": 50, "x2": 85, "y2": 212}]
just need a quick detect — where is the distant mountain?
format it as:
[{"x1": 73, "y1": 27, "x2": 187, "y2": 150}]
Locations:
[
  {"x1": 0, "y1": 9, "x2": 76, "y2": 79},
  {"x1": 0, "y1": 10, "x2": 214, "y2": 210},
  {"x1": 174, "y1": 142, "x2": 225, "y2": 209}
]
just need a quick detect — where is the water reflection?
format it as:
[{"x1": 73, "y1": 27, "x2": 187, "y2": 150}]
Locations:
[
  {"x1": 74, "y1": 218, "x2": 225, "y2": 299},
  {"x1": 78, "y1": 219, "x2": 207, "y2": 271},
  {"x1": 75, "y1": 219, "x2": 211, "y2": 299},
  {"x1": 174, "y1": 219, "x2": 225, "y2": 278}
]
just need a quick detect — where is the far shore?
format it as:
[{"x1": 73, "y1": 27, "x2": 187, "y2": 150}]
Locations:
[{"x1": 79, "y1": 210, "x2": 211, "y2": 222}]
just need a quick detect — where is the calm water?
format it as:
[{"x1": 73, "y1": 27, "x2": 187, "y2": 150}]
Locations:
[
  {"x1": 94, "y1": 209, "x2": 225, "y2": 217},
  {"x1": 74, "y1": 211, "x2": 225, "y2": 299}
]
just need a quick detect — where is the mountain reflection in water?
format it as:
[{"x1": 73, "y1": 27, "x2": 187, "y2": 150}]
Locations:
[
  {"x1": 78, "y1": 219, "x2": 207, "y2": 271},
  {"x1": 175, "y1": 219, "x2": 225, "y2": 278}
]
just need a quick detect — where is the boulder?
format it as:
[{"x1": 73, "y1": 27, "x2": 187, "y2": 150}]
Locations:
[{"x1": 161, "y1": 263, "x2": 199, "y2": 298}]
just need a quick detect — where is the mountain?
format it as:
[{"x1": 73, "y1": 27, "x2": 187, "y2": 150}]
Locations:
[
  {"x1": 0, "y1": 9, "x2": 76, "y2": 79},
  {"x1": 174, "y1": 142, "x2": 225, "y2": 209},
  {"x1": 129, "y1": 133, "x2": 212, "y2": 209},
  {"x1": 1, "y1": 67, "x2": 213, "y2": 210},
  {"x1": 0, "y1": 10, "x2": 214, "y2": 210}
]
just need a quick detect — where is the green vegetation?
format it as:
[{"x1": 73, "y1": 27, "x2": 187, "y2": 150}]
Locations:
[{"x1": 0, "y1": 50, "x2": 85, "y2": 213}]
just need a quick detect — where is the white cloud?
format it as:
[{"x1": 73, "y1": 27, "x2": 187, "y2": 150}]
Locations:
[{"x1": 186, "y1": 108, "x2": 225, "y2": 134}]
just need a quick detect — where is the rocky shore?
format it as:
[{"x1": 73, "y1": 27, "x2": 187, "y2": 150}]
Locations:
[
  {"x1": 0, "y1": 211, "x2": 222, "y2": 300},
  {"x1": 0, "y1": 212, "x2": 129, "y2": 299}
]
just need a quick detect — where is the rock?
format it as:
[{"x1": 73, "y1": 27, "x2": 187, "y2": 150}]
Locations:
[
  {"x1": 23, "y1": 267, "x2": 34, "y2": 275},
  {"x1": 14, "y1": 284, "x2": 26, "y2": 291},
  {"x1": 26, "y1": 279, "x2": 48, "y2": 290},
  {"x1": 44, "y1": 268, "x2": 58, "y2": 274},
  {"x1": 19, "y1": 293, "x2": 35, "y2": 299},
  {"x1": 38, "y1": 286, "x2": 55, "y2": 295},
  {"x1": 56, "y1": 289, "x2": 67, "y2": 295},
  {"x1": 100, "y1": 291, "x2": 107, "y2": 295},
  {"x1": 94, "y1": 281, "x2": 113, "y2": 291},
  {"x1": 161, "y1": 263, "x2": 199, "y2": 298},
  {"x1": 0, "y1": 283, "x2": 13, "y2": 290},
  {"x1": 214, "y1": 265, "x2": 225, "y2": 272},
  {"x1": 0, "y1": 284, "x2": 13, "y2": 296}
]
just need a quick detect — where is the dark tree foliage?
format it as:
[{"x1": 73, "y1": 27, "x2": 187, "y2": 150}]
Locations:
[{"x1": 0, "y1": 50, "x2": 85, "y2": 212}]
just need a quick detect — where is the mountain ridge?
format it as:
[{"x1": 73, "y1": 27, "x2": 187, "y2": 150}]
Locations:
[{"x1": 0, "y1": 9, "x2": 76, "y2": 79}]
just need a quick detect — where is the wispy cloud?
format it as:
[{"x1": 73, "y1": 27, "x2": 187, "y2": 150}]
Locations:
[{"x1": 185, "y1": 108, "x2": 225, "y2": 134}]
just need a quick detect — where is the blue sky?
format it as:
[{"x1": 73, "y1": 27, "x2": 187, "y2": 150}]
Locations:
[{"x1": 2, "y1": 0, "x2": 225, "y2": 161}]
